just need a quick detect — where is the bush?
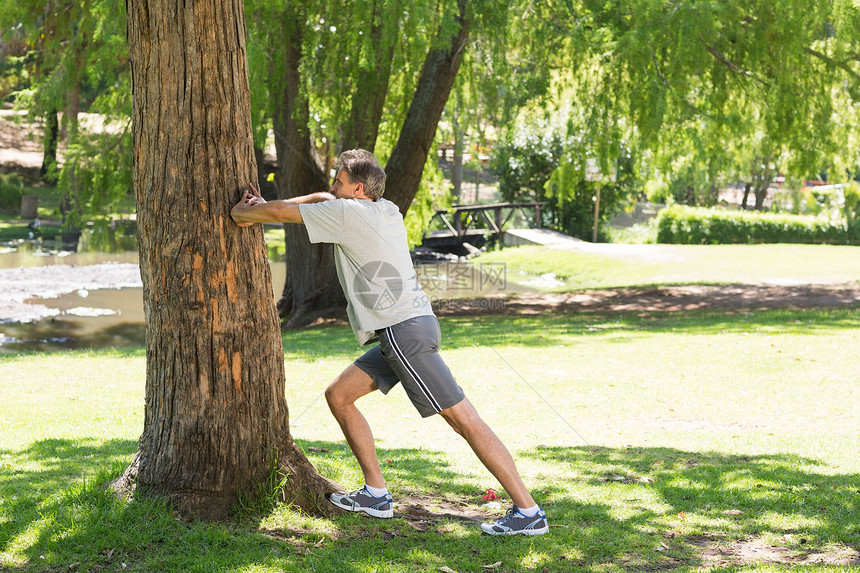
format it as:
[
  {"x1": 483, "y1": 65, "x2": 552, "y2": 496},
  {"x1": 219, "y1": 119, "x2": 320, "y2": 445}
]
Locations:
[
  {"x1": 656, "y1": 206, "x2": 854, "y2": 245},
  {"x1": 0, "y1": 173, "x2": 24, "y2": 213}
]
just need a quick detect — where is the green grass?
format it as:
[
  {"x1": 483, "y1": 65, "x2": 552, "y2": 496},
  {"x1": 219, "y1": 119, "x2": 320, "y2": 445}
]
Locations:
[
  {"x1": 1, "y1": 309, "x2": 859, "y2": 572},
  {"x1": 477, "y1": 244, "x2": 860, "y2": 291}
]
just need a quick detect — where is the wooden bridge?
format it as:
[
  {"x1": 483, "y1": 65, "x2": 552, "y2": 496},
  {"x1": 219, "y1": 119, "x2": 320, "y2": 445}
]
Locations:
[{"x1": 420, "y1": 202, "x2": 548, "y2": 253}]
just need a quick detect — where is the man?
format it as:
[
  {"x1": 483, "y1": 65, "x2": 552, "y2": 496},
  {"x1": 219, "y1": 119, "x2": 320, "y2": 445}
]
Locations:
[{"x1": 231, "y1": 149, "x2": 548, "y2": 536}]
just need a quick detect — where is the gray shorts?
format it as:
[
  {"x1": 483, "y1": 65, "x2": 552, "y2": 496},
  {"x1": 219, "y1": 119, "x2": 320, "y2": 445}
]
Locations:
[{"x1": 354, "y1": 315, "x2": 465, "y2": 418}]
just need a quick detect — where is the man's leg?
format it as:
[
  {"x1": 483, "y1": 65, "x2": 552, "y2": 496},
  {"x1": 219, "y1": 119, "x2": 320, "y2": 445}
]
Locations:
[
  {"x1": 324, "y1": 363, "x2": 385, "y2": 489},
  {"x1": 439, "y1": 397, "x2": 536, "y2": 509}
]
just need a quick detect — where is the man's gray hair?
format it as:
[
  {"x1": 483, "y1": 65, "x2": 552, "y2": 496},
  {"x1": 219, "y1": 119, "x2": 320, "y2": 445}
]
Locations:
[{"x1": 336, "y1": 149, "x2": 386, "y2": 200}]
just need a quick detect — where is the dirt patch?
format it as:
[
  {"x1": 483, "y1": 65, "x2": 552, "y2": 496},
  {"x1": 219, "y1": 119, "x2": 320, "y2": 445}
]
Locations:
[
  {"x1": 689, "y1": 535, "x2": 860, "y2": 568},
  {"x1": 394, "y1": 494, "x2": 495, "y2": 532},
  {"x1": 0, "y1": 111, "x2": 48, "y2": 170},
  {"x1": 1, "y1": 264, "x2": 858, "y2": 324},
  {"x1": 433, "y1": 283, "x2": 860, "y2": 316}
]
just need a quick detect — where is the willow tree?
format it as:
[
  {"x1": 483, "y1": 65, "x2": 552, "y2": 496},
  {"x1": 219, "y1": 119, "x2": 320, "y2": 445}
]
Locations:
[
  {"x1": 122, "y1": 0, "x2": 336, "y2": 520},
  {"x1": 248, "y1": 0, "x2": 470, "y2": 327},
  {"x1": 552, "y1": 0, "x2": 860, "y2": 209}
]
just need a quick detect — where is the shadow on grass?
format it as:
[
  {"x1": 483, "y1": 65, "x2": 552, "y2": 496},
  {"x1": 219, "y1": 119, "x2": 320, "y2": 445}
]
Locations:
[
  {"x1": 1, "y1": 307, "x2": 855, "y2": 360},
  {"x1": 0, "y1": 438, "x2": 138, "y2": 562},
  {"x1": 0, "y1": 321, "x2": 148, "y2": 354},
  {"x1": 2, "y1": 437, "x2": 859, "y2": 571},
  {"x1": 275, "y1": 308, "x2": 860, "y2": 364},
  {"x1": 441, "y1": 308, "x2": 860, "y2": 347}
]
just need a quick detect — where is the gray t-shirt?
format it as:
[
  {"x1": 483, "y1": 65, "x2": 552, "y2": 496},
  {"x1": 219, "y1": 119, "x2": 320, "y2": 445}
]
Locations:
[{"x1": 299, "y1": 198, "x2": 434, "y2": 345}]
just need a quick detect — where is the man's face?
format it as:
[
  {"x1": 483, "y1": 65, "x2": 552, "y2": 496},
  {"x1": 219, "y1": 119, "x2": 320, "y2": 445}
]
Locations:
[{"x1": 330, "y1": 168, "x2": 360, "y2": 199}]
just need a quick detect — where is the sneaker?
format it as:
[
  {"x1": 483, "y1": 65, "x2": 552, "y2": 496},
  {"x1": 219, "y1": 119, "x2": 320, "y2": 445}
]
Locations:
[
  {"x1": 326, "y1": 488, "x2": 394, "y2": 518},
  {"x1": 481, "y1": 506, "x2": 549, "y2": 536}
]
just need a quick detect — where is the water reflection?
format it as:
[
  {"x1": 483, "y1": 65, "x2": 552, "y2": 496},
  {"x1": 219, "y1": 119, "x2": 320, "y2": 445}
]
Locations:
[
  {"x1": 0, "y1": 241, "x2": 139, "y2": 269},
  {"x1": 0, "y1": 249, "x2": 525, "y2": 353}
]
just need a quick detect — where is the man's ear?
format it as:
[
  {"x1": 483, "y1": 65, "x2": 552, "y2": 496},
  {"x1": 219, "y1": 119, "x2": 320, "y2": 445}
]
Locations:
[{"x1": 353, "y1": 183, "x2": 365, "y2": 198}]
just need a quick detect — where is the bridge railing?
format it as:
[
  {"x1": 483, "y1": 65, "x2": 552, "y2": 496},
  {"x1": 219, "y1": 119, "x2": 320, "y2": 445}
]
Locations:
[{"x1": 427, "y1": 202, "x2": 549, "y2": 241}]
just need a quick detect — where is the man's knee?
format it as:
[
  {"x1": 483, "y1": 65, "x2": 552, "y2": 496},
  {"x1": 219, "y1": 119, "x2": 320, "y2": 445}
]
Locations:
[
  {"x1": 325, "y1": 365, "x2": 376, "y2": 411},
  {"x1": 324, "y1": 380, "x2": 346, "y2": 410},
  {"x1": 440, "y1": 397, "x2": 479, "y2": 436}
]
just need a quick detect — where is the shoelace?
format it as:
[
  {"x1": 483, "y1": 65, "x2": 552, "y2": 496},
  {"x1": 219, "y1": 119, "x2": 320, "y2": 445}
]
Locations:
[{"x1": 497, "y1": 507, "x2": 517, "y2": 524}]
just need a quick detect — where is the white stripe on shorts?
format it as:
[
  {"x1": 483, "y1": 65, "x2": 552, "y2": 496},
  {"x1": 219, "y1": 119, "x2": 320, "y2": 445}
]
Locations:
[{"x1": 384, "y1": 326, "x2": 444, "y2": 413}]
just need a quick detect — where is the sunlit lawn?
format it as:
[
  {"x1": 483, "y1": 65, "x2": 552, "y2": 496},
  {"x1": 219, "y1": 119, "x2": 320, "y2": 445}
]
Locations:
[
  {"x1": 1, "y1": 308, "x2": 858, "y2": 572},
  {"x1": 475, "y1": 244, "x2": 860, "y2": 291}
]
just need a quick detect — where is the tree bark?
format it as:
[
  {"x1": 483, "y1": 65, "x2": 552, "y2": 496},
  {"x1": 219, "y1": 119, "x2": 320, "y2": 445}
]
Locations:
[
  {"x1": 753, "y1": 167, "x2": 774, "y2": 211},
  {"x1": 40, "y1": 109, "x2": 59, "y2": 180},
  {"x1": 741, "y1": 181, "x2": 752, "y2": 210},
  {"x1": 123, "y1": 0, "x2": 337, "y2": 520},
  {"x1": 270, "y1": 7, "x2": 346, "y2": 328},
  {"x1": 384, "y1": 0, "x2": 471, "y2": 214},
  {"x1": 452, "y1": 105, "x2": 464, "y2": 201}
]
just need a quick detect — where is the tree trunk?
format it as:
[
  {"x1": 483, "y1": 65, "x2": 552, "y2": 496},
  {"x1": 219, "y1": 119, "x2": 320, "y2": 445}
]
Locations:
[
  {"x1": 123, "y1": 0, "x2": 338, "y2": 521},
  {"x1": 384, "y1": 0, "x2": 471, "y2": 214},
  {"x1": 452, "y1": 106, "x2": 464, "y2": 201},
  {"x1": 40, "y1": 109, "x2": 59, "y2": 180},
  {"x1": 270, "y1": 6, "x2": 346, "y2": 328},
  {"x1": 753, "y1": 170, "x2": 774, "y2": 211},
  {"x1": 340, "y1": 0, "x2": 400, "y2": 152},
  {"x1": 741, "y1": 181, "x2": 752, "y2": 210}
]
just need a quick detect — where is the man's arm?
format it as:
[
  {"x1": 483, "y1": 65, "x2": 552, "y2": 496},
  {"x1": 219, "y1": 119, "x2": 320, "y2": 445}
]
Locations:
[{"x1": 231, "y1": 182, "x2": 335, "y2": 226}]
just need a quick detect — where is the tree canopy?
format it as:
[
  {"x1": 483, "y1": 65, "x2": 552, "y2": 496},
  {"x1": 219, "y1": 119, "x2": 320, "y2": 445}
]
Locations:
[{"x1": 2, "y1": 0, "x2": 859, "y2": 240}]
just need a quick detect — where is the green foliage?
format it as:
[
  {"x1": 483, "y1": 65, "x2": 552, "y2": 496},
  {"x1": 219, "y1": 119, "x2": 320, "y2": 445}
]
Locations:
[
  {"x1": 3, "y1": 0, "x2": 132, "y2": 226},
  {"x1": 842, "y1": 181, "x2": 860, "y2": 222},
  {"x1": 506, "y1": 0, "x2": 860, "y2": 220},
  {"x1": 489, "y1": 98, "x2": 641, "y2": 240},
  {"x1": 403, "y1": 151, "x2": 452, "y2": 248},
  {"x1": 0, "y1": 172, "x2": 24, "y2": 213},
  {"x1": 247, "y1": 0, "x2": 451, "y2": 161},
  {"x1": 57, "y1": 119, "x2": 134, "y2": 229},
  {"x1": 235, "y1": 449, "x2": 292, "y2": 518},
  {"x1": 76, "y1": 219, "x2": 137, "y2": 252},
  {"x1": 656, "y1": 205, "x2": 854, "y2": 245}
]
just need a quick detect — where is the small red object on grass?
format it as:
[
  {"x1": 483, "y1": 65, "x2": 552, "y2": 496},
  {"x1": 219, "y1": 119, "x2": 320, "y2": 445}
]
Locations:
[{"x1": 482, "y1": 488, "x2": 497, "y2": 501}]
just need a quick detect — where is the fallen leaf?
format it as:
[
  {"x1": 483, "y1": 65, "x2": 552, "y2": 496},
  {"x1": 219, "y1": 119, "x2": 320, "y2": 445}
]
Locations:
[
  {"x1": 722, "y1": 509, "x2": 744, "y2": 515},
  {"x1": 483, "y1": 562, "x2": 502, "y2": 569},
  {"x1": 439, "y1": 567, "x2": 458, "y2": 573},
  {"x1": 307, "y1": 447, "x2": 329, "y2": 452}
]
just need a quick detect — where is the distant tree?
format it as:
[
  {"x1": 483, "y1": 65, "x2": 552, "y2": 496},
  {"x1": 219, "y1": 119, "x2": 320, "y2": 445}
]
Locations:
[
  {"x1": 0, "y1": 0, "x2": 132, "y2": 223},
  {"x1": 567, "y1": 0, "x2": 860, "y2": 208},
  {"x1": 249, "y1": 0, "x2": 470, "y2": 328},
  {"x1": 491, "y1": 0, "x2": 860, "y2": 235}
]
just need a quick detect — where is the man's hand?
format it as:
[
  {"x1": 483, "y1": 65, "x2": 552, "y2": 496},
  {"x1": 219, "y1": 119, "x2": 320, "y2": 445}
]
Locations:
[{"x1": 231, "y1": 181, "x2": 266, "y2": 227}]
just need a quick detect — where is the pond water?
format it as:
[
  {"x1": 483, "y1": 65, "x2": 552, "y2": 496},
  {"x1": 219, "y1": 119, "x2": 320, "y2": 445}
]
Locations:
[{"x1": 0, "y1": 247, "x2": 527, "y2": 353}]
